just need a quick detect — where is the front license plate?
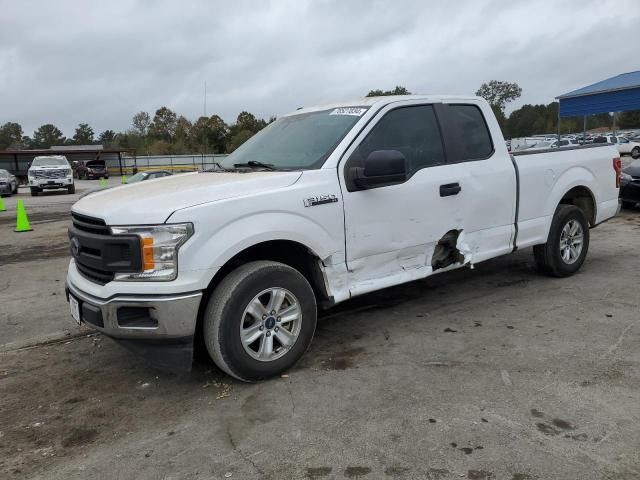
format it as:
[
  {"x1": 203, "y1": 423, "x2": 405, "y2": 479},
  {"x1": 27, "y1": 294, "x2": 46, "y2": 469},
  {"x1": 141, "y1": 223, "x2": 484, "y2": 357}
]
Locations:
[{"x1": 69, "y1": 295, "x2": 81, "y2": 325}]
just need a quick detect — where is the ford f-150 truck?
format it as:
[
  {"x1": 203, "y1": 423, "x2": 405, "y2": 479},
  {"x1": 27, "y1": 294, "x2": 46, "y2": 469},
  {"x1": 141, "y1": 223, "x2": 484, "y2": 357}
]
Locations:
[{"x1": 65, "y1": 95, "x2": 620, "y2": 381}]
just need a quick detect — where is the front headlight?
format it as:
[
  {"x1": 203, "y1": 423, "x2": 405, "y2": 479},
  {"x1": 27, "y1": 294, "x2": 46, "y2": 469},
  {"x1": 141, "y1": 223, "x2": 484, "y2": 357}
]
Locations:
[
  {"x1": 620, "y1": 171, "x2": 632, "y2": 182},
  {"x1": 110, "y1": 223, "x2": 193, "y2": 281}
]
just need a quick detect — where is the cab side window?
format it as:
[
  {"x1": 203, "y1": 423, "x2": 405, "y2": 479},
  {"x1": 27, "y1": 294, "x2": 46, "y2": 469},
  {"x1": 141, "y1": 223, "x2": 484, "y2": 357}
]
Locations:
[
  {"x1": 440, "y1": 104, "x2": 493, "y2": 161},
  {"x1": 348, "y1": 105, "x2": 445, "y2": 176}
]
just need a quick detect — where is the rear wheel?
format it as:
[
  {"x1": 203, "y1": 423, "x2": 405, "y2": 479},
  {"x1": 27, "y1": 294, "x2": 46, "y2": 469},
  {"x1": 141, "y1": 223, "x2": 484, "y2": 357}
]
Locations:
[
  {"x1": 632, "y1": 146, "x2": 640, "y2": 158},
  {"x1": 203, "y1": 261, "x2": 317, "y2": 382},
  {"x1": 533, "y1": 205, "x2": 590, "y2": 277}
]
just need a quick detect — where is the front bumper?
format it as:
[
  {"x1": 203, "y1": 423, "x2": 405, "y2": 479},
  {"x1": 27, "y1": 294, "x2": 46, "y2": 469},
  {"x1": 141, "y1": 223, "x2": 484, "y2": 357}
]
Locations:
[
  {"x1": 30, "y1": 177, "x2": 73, "y2": 189},
  {"x1": 65, "y1": 281, "x2": 203, "y2": 373}
]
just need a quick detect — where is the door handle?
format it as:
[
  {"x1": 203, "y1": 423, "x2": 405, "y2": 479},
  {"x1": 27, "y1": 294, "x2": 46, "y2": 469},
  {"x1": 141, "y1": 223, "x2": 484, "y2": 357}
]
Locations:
[{"x1": 440, "y1": 182, "x2": 461, "y2": 197}]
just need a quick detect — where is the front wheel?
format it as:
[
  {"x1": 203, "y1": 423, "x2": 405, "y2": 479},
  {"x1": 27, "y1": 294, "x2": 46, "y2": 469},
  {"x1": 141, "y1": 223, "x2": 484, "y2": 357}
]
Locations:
[
  {"x1": 533, "y1": 205, "x2": 590, "y2": 277},
  {"x1": 30, "y1": 188, "x2": 39, "y2": 197},
  {"x1": 12, "y1": 182, "x2": 18, "y2": 194},
  {"x1": 203, "y1": 261, "x2": 317, "y2": 382},
  {"x1": 632, "y1": 146, "x2": 640, "y2": 159},
  {"x1": 68, "y1": 184, "x2": 75, "y2": 194}
]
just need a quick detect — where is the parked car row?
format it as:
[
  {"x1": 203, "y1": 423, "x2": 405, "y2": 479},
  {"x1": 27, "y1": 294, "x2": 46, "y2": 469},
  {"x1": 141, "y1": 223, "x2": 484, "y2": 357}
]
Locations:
[{"x1": 509, "y1": 133, "x2": 640, "y2": 158}]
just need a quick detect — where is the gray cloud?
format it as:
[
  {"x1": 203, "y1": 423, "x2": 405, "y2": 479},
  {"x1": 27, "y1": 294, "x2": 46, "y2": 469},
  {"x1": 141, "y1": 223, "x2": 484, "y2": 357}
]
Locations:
[{"x1": 2, "y1": 0, "x2": 639, "y2": 137}]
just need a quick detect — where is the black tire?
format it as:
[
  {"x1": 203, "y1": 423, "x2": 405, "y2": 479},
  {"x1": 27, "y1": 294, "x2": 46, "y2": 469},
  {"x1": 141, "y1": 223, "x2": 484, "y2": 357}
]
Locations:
[
  {"x1": 632, "y1": 146, "x2": 640, "y2": 159},
  {"x1": 533, "y1": 205, "x2": 590, "y2": 277},
  {"x1": 621, "y1": 200, "x2": 636, "y2": 209},
  {"x1": 203, "y1": 260, "x2": 317, "y2": 382},
  {"x1": 30, "y1": 188, "x2": 39, "y2": 197},
  {"x1": 68, "y1": 184, "x2": 75, "y2": 194},
  {"x1": 12, "y1": 182, "x2": 18, "y2": 194}
]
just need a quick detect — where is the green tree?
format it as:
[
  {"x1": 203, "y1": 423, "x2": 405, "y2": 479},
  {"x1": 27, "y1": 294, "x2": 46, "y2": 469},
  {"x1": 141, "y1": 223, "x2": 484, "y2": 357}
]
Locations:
[
  {"x1": 227, "y1": 129, "x2": 254, "y2": 152},
  {"x1": 234, "y1": 111, "x2": 267, "y2": 133},
  {"x1": 366, "y1": 86, "x2": 411, "y2": 97},
  {"x1": 191, "y1": 115, "x2": 228, "y2": 154},
  {"x1": 32, "y1": 124, "x2": 66, "y2": 148},
  {"x1": 132, "y1": 111, "x2": 151, "y2": 137},
  {"x1": 0, "y1": 122, "x2": 24, "y2": 149},
  {"x1": 175, "y1": 116, "x2": 192, "y2": 143},
  {"x1": 149, "y1": 107, "x2": 178, "y2": 142},
  {"x1": 618, "y1": 110, "x2": 640, "y2": 129},
  {"x1": 72, "y1": 123, "x2": 95, "y2": 145},
  {"x1": 98, "y1": 130, "x2": 116, "y2": 147},
  {"x1": 226, "y1": 111, "x2": 268, "y2": 153},
  {"x1": 476, "y1": 80, "x2": 522, "y2": 113}
]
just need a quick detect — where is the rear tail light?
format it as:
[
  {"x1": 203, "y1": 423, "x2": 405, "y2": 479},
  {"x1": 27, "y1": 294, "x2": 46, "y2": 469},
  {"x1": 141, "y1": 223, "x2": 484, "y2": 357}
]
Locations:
[{"x1": 613, "y1": 157, "x2": 621, "y2": 188}]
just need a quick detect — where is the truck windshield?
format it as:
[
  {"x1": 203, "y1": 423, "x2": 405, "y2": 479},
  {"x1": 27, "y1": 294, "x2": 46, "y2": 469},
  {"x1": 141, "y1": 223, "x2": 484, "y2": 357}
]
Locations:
[
  {"x1": 32, "y1": 157, "x2": 68, "y2": 166},
  {"x1": 220, "y1": 108, "x2": 367, "y2": 170}
]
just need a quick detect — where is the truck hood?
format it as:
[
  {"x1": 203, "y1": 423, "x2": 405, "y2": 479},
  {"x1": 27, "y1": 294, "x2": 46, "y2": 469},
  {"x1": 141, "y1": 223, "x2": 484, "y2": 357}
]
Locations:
[{"x1": 72, "y1": 170, "x2": 303, "y2": 225}]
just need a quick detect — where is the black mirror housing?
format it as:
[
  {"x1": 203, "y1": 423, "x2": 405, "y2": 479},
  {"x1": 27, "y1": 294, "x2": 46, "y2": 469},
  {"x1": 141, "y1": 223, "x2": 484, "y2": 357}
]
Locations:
[{"x1": 350, "y1": 150, "x2": 407, "y2": 189}]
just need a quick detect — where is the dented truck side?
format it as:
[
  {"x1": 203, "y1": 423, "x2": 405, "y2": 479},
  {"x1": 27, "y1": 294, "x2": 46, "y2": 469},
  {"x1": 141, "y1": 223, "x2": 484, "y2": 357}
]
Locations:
[{"x1": 66, "y1": 95, "x2": 620, "y2": 381}]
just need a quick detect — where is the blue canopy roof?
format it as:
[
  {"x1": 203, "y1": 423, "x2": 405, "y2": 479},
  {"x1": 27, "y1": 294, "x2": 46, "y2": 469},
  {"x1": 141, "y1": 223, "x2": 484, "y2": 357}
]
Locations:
[{"x1": 557, "y1": 70, "x2": 640, "y2": 118}]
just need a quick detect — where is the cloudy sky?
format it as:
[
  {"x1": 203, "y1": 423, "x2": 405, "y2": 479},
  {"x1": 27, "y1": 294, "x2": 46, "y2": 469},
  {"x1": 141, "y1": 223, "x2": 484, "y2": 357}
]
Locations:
[{"x1": 2, "y1": 0, "x2": 639, "y2": 137}]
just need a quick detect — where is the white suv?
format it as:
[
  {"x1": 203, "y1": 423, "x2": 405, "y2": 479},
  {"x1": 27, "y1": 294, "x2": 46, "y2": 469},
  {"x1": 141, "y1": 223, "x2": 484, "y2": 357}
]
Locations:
[
  {"x1": 28, "y1": 155, "x2": 75, "y2": 196},
  {"x1": 593, "y1": 135, "x2": 640, "y2": 158}
]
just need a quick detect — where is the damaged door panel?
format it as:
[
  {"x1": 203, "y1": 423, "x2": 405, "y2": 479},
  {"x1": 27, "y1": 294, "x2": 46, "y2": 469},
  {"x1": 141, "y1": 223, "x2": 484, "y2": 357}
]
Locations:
[
  {"x1": 339, "y1": 99, "x2": 515, "y2": 298},
  {"x1": 431, "y1": 230, "x2": 466, "y2": 270}
]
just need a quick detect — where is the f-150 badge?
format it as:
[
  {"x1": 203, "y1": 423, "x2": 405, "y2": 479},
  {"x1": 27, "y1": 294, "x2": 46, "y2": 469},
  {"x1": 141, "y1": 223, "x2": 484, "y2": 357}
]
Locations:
[{"x1": 303, "y1": 194, "x2": 339, "y2": 207}]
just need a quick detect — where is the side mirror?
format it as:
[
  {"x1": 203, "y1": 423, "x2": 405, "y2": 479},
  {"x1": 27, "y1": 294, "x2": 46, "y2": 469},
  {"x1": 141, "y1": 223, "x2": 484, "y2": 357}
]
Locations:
[{"x1": 350, "y1": 150, "x2": 407, "y2": 190}]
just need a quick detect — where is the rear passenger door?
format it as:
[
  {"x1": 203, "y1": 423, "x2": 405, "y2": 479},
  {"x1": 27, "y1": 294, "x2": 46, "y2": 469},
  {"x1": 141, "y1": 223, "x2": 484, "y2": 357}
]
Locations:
[{"x1": 339, "y1": 100, "x2": 515, "y2": 295}]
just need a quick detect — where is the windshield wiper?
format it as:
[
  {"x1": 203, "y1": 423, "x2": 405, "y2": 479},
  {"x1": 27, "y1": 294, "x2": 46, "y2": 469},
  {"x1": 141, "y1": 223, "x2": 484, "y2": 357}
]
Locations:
[
  {"x1": 233, "y1": 160, "x2": 277, "y2": 171},
  {"x1": 204, "y1": 162, "x2": 228, "y2": 172}
]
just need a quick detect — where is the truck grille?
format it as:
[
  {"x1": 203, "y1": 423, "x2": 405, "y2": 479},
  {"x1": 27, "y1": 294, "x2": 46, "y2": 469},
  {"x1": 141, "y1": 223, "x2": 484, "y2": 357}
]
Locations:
[
  {"x1": 72, "y1": 212, "x2": 110, "y2": 235},
  {"x1": 33, "y1": 169, "x2": 66, "y2": 179},
  {"x1": 69, "y1": 213, "x2": 142, "y2": 285}
]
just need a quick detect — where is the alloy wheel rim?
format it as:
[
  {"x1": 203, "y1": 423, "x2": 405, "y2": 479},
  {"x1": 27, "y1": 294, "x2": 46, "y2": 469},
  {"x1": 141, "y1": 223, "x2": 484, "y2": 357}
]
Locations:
[
  {"x1": 559, "y1": 219, "x2": 583, "y2": 264},
  {"x1": 240, "y1": 287, "x2": 302, "y2": 362}
]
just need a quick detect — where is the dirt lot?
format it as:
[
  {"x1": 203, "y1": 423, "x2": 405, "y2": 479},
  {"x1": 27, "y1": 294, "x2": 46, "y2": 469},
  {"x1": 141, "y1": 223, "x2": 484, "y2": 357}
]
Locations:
[{"x1": 0, "y1": 183, "x2": 639, "y2": 480}]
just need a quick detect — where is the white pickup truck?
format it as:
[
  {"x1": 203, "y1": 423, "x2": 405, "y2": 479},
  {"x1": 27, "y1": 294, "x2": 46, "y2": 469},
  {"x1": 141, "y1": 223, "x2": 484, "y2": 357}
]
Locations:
[{"x1": 66, "y1": 95, "x2": 621, "y2": 381}]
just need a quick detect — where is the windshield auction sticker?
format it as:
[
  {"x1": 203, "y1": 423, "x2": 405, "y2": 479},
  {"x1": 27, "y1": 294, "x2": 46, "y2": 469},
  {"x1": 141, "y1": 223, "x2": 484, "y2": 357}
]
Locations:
[{"x1": 330, "y1": 107, "x2": 367, "y2": 116}]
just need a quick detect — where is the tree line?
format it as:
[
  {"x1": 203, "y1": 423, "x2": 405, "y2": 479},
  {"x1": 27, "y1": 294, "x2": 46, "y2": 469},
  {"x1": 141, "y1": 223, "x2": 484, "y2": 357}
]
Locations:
[
  {"x1": 0, "y1": 109, "x2": 274, "y2": 155},
  {"x1": 2, "y1": 82, "x2": 639, "y2": 152}
]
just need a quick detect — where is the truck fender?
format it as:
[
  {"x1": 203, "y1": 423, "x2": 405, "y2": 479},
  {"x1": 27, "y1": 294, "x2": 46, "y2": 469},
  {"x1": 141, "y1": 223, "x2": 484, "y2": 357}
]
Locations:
[{"x1": 541, "y1": 166, "x2": 597, "y2": 240}]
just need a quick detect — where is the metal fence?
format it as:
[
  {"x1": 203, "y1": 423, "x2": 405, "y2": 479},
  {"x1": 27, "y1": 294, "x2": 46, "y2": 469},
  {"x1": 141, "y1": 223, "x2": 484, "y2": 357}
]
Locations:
[{"x1": 108, "y1": 154, "x2": 229, "y2": 175}]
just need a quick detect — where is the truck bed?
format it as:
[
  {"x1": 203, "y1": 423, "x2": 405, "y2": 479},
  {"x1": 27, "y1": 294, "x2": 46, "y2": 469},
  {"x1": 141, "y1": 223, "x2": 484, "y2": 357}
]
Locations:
[{"x1": 512, "y1": 143, "x2": 620, "y2": 249}]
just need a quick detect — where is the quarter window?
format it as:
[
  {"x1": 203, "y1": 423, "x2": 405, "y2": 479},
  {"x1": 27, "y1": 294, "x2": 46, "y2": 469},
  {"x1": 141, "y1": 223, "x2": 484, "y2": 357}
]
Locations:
[{"x1": 348, "y1": 105, "x2": 445, "y2": 175}]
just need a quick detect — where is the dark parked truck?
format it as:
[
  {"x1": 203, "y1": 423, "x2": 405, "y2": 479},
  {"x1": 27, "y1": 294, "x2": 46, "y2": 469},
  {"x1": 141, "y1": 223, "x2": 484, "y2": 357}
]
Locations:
[{"x1": 65, "y1": 95, "x2": 621, "y2": 381}]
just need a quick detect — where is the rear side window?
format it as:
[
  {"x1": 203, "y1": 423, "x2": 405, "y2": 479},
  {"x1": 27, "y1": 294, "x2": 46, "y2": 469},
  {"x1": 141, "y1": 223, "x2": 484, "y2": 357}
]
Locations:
[
  {"x1": 348, "y1": 105, "x2": 445, "y2": 175},
  {"x1": 440, "y1": 104, "x2": 493, "y2": 161}
]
